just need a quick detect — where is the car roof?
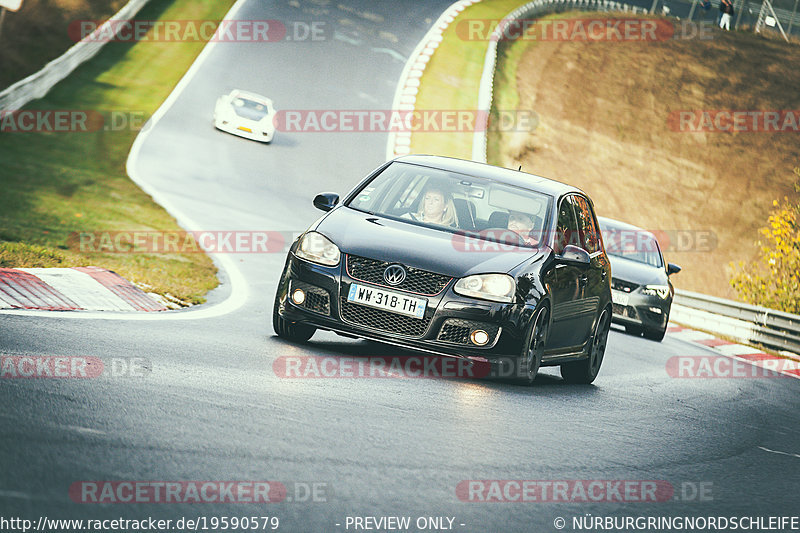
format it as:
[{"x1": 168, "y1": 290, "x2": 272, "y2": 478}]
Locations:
[
  {"x1": 394, "y1": 155, "x2": 586, "y2": 199},
  {"x1": 597, "y1": 216, "x2": 659, "y2": 240}
]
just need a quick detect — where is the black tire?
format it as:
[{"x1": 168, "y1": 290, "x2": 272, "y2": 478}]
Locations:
[
  {"x1": 643, "y1": 327, "x2": 666, "y2": 342},
  {"x1": 625, "y1": 324, "x2": 643, "y2": 336},
  {"x1": 272, "y1": 292, "x2": 316, "y2": 342},
  {"x1": 511, "y1": 305, "x2": 549, "y2": 385},
  {"x1": 560, "y1": 308, "x2": 610, "y2": 384}
]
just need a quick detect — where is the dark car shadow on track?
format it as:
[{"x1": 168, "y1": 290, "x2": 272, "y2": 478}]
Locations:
[
  {"x1": 213, "y1": 130, "x2": 299, "y2": 149},
  {"x1": 263, "y1": 134, "x2": 299, "y2": 148},
  {"x1": 610, "y1": 323, "x2": 644, "y2": 338},
  {"x1": 269, "y1": 335, "x2": 602, "y2": 395}
]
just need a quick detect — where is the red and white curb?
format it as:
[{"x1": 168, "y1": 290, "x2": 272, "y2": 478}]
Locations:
[
  {"x1": 386, "y1": 0, "x2": 481, "y2": 160},
  {"x1": 666, "y1": 324, "x2": 800, "y2": 380},
  {"x1": 0, "y1": 267, "x2": 167, "y2": 312}
]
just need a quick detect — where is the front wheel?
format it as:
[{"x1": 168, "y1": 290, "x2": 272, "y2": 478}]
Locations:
[
  {"x1": 643, "y1": 327, "x2": 666, "y2": 342},
  {"x1": 272, "y1": 292, "x2": 316, "y2": 342},
  {"x1": 512, "y1": 305, "x2": 549, "y2": 385},
  {"x1": 561, "y1": 308, "x2": 610, "y2": 384}
]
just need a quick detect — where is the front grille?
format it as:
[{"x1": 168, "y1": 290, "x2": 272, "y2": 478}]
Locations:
[
  {"x1": 613, "y1": 303, "x2": 638, "y2": 319},
  {"x1": 437, "y1": 319, "x2": 500, "y2": 346},
  {"x1": 611, "y1": 278, "x2": 639, "y2": 293},
  {"x1": 290, "y1": 280, "x2": 330, "y2": 316},
  {"x1": 340, "y1": 295, "x2": 431, "y2": 338},
  {"x1": 347, "y1": 255, "x2": 451, "y2": 296}
]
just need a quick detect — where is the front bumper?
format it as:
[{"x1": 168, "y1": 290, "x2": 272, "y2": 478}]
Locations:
[
  {"x1": 214, "y1": 117, "x2": 274, "y2": 142},
  {"x1": 611, "y1": 291, "x2": 671, "y2": 331},
  {"x1": 276, "y1": 253, "x2": 531, "y2": 361}
]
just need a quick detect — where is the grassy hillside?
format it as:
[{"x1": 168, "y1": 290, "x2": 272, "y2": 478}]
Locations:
[{"x1": 490, "y1": 15, "x2": 800, "y2": 298}]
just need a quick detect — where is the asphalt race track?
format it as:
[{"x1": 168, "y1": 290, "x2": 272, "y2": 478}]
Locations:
[{"x1": 1, "y1": 1, "x2": 799, "y2": 532}]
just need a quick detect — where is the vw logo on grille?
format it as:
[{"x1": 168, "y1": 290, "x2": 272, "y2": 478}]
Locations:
[{"x1": 383, "y1": 264, "x2": 407, "y2": 286}]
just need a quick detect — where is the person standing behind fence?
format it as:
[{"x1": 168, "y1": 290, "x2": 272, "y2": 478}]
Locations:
[{"x1": 719, "y1": 0, "x2": 734, "y2": 30}]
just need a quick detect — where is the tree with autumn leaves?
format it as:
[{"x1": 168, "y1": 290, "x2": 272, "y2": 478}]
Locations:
[{"x1": 730, "y1": 167, "x2": 800, "y2": 314}]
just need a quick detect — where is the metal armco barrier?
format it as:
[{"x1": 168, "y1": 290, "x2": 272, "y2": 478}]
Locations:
[
  {"x1": 0, "y1": 0, "x2": 151, "y2": 111},
  {"x1": 672, "y1": 289, "x2": 800, "y2": 354}
]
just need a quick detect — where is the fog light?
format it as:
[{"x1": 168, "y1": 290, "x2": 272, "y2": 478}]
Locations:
[
  {"x1": 470, "y1": 329, "x2": 490, "y2": 346},
  {"x1": 291, "y1": 289, "x2": 306, "y2": 305},
  {"x1": 649, "y1": 307, "x2": 662, "y2": 314}
]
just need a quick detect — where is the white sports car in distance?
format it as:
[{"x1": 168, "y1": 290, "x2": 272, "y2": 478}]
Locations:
[{"x1": 213, "y1": 89, "x2": 275, "y2": 143}]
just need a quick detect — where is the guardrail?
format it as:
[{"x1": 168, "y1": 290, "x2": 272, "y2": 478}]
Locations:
[
  {"x1": 672, "y1": 289, "x2": 800, "y2": 354},
  {"x1": 656, "y1": 0, "x2": 799, "y2": 37},
  {"x1": 0, "y1": 0, "x2": 151, "y2": 111}
]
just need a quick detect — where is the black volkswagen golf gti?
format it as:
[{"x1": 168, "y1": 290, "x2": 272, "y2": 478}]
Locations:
[{"x1": 273, "y1": 155, "x2": 612, "y2": 384}]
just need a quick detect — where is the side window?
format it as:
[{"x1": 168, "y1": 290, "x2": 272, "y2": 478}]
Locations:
[
  {"x1": 573, "y1": 196, "x2": 600, "y2": 254},
  {"x1": 555, "y1": 196, "x2": 580, "y2": 254}
]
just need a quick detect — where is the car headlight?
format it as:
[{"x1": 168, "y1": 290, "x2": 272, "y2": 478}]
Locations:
[
  {"x1": 642, "y1": 285, "x2": 670, "y2": 299},
  {"x1": 454, "y1": 274, "x2": 516, "y2": 303},
  {"x1": 295, "y1": 231, "x2": 340, "y2": 266}
]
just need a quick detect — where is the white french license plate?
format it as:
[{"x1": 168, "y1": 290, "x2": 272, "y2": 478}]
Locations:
[
  {"x1": 611, "y1": 290, "x2": 629, "y2": 306},
  {"x1": 347, "y1": 283, "x2": 427, "y2": 319}
]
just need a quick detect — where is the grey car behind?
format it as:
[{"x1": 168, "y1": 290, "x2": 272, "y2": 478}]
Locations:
[{"x1": 598, "y1": 217, "x2": 681, "y2": 341}]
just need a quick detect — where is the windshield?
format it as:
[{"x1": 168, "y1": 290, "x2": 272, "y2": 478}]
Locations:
[
  {"x1": 346, "y1": 162, "x2": 553, "y2": 248},
  {"x1": 231, "y1": 97, "x2": 270, "y2": 120},
  {"x1": 599, "y1": 224, "x2": 664, "y2": 268}
]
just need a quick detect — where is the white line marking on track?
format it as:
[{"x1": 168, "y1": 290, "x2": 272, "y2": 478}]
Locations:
[
  {"x1": 0, "y1": 490, "x2": 34, "y2": 500},
  {"x1": 758, "y1": 446, "x2": 800, "y2": 459},
  {"x1": 713, "y1": 343, "x2": 767, "y2": 356}
]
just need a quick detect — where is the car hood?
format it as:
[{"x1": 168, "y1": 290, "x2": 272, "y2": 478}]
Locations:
[
  {"x1": 315, "y1": 207, "x2": 542, "y2": 277},
  {"x1": 608, "y1": 255, "x2": 668, "y2": 286}
]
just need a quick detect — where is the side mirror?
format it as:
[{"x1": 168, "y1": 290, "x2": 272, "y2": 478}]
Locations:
[
  {"x1": 560, "y1": 244, "x2": 591, "y2": 265},
  {"x1": 313, "y1": 192, "x2": 339, "y2": 212},
  {"x1": 667, "y1": 263, "x2": 682, "y2": 276}
]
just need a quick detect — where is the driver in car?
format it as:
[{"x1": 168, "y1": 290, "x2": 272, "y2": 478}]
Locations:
[
  {"x1": 404, "y1": 187, "x2": 458, "y2": 227},
  {"x1": 507, "y1": 211, "x2": 540, "y2": 246}
]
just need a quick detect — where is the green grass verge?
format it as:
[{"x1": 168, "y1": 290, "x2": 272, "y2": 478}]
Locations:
[
  {"x1": 0, "y1": 0, "x2": 235, "y2": 305},
  {"x1": 409, "y1": 0, "x2": 532, "y2": 159}
]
